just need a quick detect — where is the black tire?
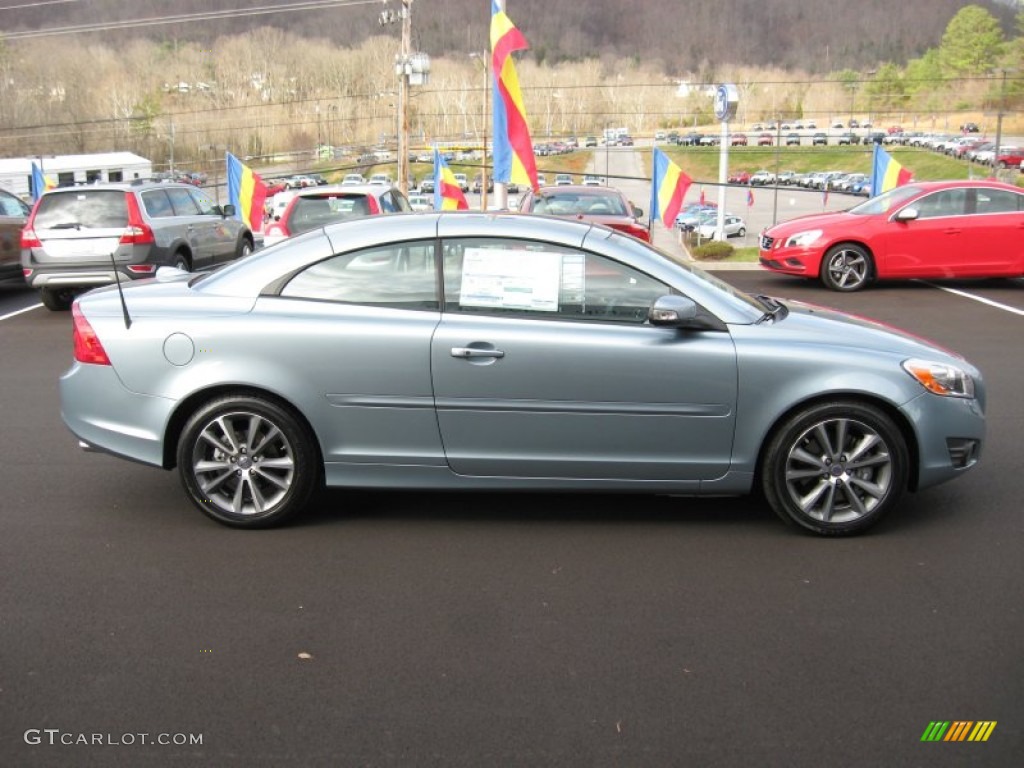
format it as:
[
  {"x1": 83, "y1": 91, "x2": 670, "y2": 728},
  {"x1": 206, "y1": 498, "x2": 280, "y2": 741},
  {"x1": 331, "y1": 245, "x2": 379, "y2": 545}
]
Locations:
[
  {"x1": 176, "y1": 396, "x2": 320, "y2": 528},
  {"x1": 172, "y1": 253, "x2": 190, "y2": 272},
  {"x1": 235, "y1": 236, "x2": 253, "y2": 260},
  {"x1": 821, "y1": 243, "x2": 873, "y2": 292},
  {"x1": 737, "y1": 227, "x2": 746, "y2": 237},
  {"x1": 39, "y1": 288, "x2": 73, "y2": 311},
  {"x1": 761, "y1": 401, "x2": 908, "y2": 536}
]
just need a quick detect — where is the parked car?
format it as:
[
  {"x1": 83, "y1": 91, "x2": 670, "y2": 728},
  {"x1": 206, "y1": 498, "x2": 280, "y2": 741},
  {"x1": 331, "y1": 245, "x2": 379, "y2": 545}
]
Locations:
[
  {"x1": 21, "y1": 181, "x2": 253, "y2": 311},
  {"x1": 519, "y1": 184, "x2": 648, "y2": 241},
  {"x1": 554, "y1": 174, "x2": 574, "y2": 186},
  {"x1": 785, "y1": 133, "x2": 801, "y2": 146},
  {"x1": 418, "y1": 177, "x2": 435, "y2": 194},
  {"x1": 453, "y1": 173, "x2": 469, "y2": 192},
  {"x1": 993, "y1": 147, "x2": 1024, "y2": 169},
  {"x1": 759, "y1": 180, "x2": 1024, "y2": 291},
  {"x1": 263, "y1": 184, "x2": 411, "y2": 247},
  {"x1": 757, "y1": 133, "x2": 774, "y2": 146},
  {"x1": 777, "y1": 170, "x2": 798, "y2": 185},
  {"x1": 582, "y1": 175, "x2": 603, "y2": 187},
  {"x1": 407, "y1": 194, "x2": 432, "y2": 211},
  {"x1": 811, "y1": 133, "x2": 828, "y2": 146},
  {"x1": 695, "y1": 213, "x2": 747, "y2": 239},
  {"x1": 750, "y1": 170, "x2": 776, "y2": 185},
  {"x1": 584, "y1": 136, "x2": 599, "y2": 147},
  {"x1": 728, "y1": 171, "x2": 752, "y2": 184},
  {"x1": 731, "y1": 133, "x2": 748, "y2": 146},
  {"x1": 837, "y1": 133, "x2": 859, "y2": 146},
  {"x1": 368, "y1": 173, "x2": 393, "y2": 185},
  {"x1": 674, "y1": 204, "x2": 719, "y2": 230},
  {"x1": 61, "y1": 212, "x2": 986, "y2": 535},
  {"x1": 960, "y1": 122, "x2": 980, "y2": 133},
  {"x1": 0, "y1": 186, "x2": 31, "y2": 281},
  {"x1": 341, "y1": 173, "x2": 365, "y2": 186}
]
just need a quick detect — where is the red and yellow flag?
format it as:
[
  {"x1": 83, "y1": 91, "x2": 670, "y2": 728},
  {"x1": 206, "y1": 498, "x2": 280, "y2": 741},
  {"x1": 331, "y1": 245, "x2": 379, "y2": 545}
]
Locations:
[{"x1": 490, "y1": 1, "x2": 538, "y2": 190}]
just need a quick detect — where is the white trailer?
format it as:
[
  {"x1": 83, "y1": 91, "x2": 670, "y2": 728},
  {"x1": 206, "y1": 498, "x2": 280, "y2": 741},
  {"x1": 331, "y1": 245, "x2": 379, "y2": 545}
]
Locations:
[{"x1": 0, "y1": 152, "x2": 153, "y2": 199}]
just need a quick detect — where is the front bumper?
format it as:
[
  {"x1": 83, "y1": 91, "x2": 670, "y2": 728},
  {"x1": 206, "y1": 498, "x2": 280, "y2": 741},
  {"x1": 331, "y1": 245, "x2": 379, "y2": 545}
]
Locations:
[{"x1": 900, "y1": 391, "x2": 985, "y2": 491}]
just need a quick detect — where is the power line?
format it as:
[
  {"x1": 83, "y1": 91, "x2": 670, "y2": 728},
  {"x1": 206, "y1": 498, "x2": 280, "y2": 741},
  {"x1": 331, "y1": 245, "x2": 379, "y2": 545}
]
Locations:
[
  {"x1": 0, "y1": 0, "x2": 82, "y2": 10},
  {"x1": 0, "y1": 0, "x2": 377, "y2": 39}
]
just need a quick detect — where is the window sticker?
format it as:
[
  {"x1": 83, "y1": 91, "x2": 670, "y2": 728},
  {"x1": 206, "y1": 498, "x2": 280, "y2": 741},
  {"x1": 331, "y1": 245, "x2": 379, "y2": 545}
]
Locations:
[{"x1": 459, "y1": 247, "x2": 562, "y2": 311}]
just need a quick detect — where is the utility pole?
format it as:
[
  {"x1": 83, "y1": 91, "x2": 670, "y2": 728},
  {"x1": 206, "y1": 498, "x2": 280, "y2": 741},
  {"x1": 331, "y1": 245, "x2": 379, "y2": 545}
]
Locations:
[
  {"x1": 398, "y1": 0, "x2": 412, "y2": 192},
  {"x1": 380, "y1": 0, "x2": 427, "y2": 193}
]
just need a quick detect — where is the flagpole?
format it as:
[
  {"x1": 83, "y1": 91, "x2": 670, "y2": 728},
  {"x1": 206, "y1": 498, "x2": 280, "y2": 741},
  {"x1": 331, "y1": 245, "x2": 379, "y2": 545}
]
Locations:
[{"x1": 492, "y1": 0, "x2": 506, "y2": 210}]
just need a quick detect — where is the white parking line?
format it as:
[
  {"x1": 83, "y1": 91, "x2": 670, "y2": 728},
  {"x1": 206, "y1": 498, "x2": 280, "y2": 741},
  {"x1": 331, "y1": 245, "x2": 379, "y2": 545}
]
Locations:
[
  {"x1": 924, "y1": 283, "x2": 1024, "y2": 317},
  {"x1": 0, "y1": 302, "x2": 43, "y2": 321}
]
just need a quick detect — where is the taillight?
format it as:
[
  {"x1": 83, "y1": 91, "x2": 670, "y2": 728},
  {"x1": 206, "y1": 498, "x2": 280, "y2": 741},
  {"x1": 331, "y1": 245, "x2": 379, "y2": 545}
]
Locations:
[
  {"x1": 22, "y1": 268, "x2": 33, "y2": 278},
  {"x1": 72, "y1": 303, "x2": 111, "y2": 366},
  {"x1": 20, "y1": 226, "x2": 42, "y2": 248},
  {"x1": 120, "y1": 192, "x2": 155, "y2": 246},
  {"x1": 125, "y1": 264, "x2": 157, "y2": 275}
]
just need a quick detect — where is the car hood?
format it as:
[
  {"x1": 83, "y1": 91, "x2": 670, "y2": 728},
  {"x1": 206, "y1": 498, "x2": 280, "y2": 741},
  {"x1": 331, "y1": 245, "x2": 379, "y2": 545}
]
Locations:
[
  {"x1": 763, "y1": 210, "x2": 858, "y2": 237},
  {"x1": 770, "y1": 298, "x2": 967, "y2": 362}
]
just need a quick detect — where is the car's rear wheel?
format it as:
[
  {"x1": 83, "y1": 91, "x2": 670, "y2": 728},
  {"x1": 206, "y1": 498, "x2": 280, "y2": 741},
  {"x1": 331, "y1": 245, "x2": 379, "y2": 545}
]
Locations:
[
  {"x1": 737, "y1": 227, "x2": 746, "y2": 237},
  {"x1": 172, "y1": 253, "x2": 190, "y2": 272},
  {"x1": 761, "y1": 401, "x2": 908, "y2": 536},
  {"x1": 821, "y1": 243, "x2": 873, "y2": 291},
  {"x1": 39, "y1": 288, "x2": 73, "y2": 311},
  {"x1": 235, "y1": 236, "x2": 253, "y2": 260},
  {"x1": 177, "y1": 396, "x2": 319, "y2": 528}
]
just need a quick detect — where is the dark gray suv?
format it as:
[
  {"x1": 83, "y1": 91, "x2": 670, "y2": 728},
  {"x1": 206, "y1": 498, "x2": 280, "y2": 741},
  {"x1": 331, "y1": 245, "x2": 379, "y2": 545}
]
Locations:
[{"x1": 21, "y1": 180, "x2": 254, "y2": 310}]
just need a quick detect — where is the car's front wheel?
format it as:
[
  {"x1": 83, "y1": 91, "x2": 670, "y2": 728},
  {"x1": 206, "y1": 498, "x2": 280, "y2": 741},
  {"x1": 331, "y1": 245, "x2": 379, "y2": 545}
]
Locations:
[
  {"x1": 761, "y1": 401, "x2": 908, "y2": 536},
  {"x1": 821, "y1": 243, "x2": 873, "y2": 291},
  {"x1": 177, "y1": 396, "x2": 320, "y2": 528}
]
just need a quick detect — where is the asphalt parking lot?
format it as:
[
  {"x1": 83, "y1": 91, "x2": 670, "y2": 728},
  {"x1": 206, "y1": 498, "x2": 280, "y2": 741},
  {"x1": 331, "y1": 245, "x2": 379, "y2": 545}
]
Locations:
[{"x1": 1, "y1": 265, "x2": 1021, "y2": 766}]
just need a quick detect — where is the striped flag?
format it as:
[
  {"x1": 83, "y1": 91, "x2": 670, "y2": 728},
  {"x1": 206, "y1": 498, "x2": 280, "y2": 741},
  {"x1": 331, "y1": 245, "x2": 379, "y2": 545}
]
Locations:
[
  {"x1": 870, "y1": 144, "x2": 912, "y2": 198},
  {"x1": 31, "y1": 162, "x2": 55, "y2": 202},
  {"x1": 649, "y1": 148, "x2": 692, "y2": 229},
  {"x1": 226, "y1": 153, "x2": 268, "y2": 233},
  {"x1": 433, "y1": 147, "x2": 469, "y2": 210},
  {"x1": 490, "y1": 1, "x2": 538, "y2": 191},
  {"x1": 746, "y1": 188, "x2": 755, "y2": 208}
]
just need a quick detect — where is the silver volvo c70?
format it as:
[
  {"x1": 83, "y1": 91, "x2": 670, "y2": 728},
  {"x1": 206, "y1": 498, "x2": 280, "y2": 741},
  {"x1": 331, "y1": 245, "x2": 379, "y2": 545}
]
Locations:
[{"x1": 61, "y1": 213, "x2": 985, "y2": 535}]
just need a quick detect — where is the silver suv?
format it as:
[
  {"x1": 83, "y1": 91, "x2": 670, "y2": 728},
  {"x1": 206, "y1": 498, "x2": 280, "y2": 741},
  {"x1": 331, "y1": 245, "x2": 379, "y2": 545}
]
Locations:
[{"x1": 21, "y1": 180, "x2": 254, "y2": 310}]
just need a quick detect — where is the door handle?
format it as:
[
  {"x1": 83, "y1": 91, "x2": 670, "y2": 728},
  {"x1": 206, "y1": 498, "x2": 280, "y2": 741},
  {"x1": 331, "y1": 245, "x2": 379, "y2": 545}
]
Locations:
[
  {"x1": 451, "y1": 347, "x2": 505, "y2": 359},
  {"x1": 943, "y1": 228, "x2": 962, "y2": 235}
]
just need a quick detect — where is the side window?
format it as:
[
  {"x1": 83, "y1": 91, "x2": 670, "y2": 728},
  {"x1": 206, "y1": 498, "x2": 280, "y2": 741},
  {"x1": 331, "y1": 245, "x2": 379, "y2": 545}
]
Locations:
[
  {"x1": 166, "y1": 187, "x2": 201, "y2": 216},
  {"x1": 379, "y1": 192, "x2": 397, "y2": 213},
  {"x1": 914, "y1": 189, "x2": 967, "y2": 219},
  {"x1": 973, "y1": 189, "x2": 1022, "y2": 215},
  {"x1": 280, "y1": 240, "x2": 438, "y2": 310},
  {"x1": 442, "y1": 237, "x2": 670, "y2": 324},
  {"x1": 142, "y1": 190, "x2": 174, "y2": 218},
  {"x1": 188, "y1": 188, "x2": 218, "y2": 215}
]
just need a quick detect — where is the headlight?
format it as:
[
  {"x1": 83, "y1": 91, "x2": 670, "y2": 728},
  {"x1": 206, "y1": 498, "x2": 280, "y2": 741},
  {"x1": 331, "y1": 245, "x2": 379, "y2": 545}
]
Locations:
[
  {"x1": 783, "y1": 229, "x2": 823, "y2": 248},
  {"x1": 902, "y1": 359, "x2": 975, "y2": 398}
]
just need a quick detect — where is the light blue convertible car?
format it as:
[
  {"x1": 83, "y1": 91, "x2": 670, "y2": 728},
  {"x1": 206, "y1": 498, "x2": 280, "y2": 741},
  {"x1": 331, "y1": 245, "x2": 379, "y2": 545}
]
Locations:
[{"x1": 61, "y1": 213, "x2": 985, "y2": 535}]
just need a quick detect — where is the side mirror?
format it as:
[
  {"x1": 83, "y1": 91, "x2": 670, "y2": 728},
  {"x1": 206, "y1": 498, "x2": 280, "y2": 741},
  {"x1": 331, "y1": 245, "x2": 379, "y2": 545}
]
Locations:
[
  {"x1": 222, "y1": 203, "x2": 237, "y2": 217},
  {"x1": 632, "y1": 205, "x2": 644, "y2": 219},
  {"x1": 648, "y1": 295, "x2": 726, "y2": 331},
  {"x1": 894, "y1": 206, "x2": 918, "y2": 222}
]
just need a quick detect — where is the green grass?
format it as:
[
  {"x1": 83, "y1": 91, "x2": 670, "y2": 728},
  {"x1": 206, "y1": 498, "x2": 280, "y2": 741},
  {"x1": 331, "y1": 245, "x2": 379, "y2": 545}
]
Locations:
[{"x1": 656, "y1": 145, "x2": 978, "y2": 182}]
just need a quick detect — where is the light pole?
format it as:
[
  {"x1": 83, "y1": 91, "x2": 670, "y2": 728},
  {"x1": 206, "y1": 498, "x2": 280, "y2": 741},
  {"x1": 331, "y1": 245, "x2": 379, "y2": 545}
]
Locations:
[{"x1": 470, "y1": 51, "x2": 489, "y2": 210}]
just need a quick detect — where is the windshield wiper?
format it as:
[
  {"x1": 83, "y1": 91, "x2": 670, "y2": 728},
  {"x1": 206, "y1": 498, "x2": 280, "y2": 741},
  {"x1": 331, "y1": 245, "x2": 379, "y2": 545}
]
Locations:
[
  {"x1": 754, "y1": 294, "x2": 785, "y2": 321},
  {"x1": 51, "y1": 222, "x2": 84, "y2": 230}
]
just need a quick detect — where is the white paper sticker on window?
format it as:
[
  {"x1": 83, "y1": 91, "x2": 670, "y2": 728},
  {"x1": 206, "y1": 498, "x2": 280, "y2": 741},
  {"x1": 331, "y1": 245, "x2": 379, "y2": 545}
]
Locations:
[{"x1": 460, "y1": 248, "x2": 561, "y2": 311}]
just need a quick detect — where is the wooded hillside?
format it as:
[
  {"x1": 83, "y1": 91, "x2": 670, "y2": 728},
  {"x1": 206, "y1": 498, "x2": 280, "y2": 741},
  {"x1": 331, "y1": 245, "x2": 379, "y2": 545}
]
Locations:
[{"x1": 1, "y1": 0, "x2": 1017, "y2": 73}]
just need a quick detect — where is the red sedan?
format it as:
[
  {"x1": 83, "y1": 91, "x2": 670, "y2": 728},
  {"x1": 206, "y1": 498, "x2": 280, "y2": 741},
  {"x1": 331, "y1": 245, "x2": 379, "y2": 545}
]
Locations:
[
  {"x1": 264, "y1": 184, "x2": 411, "y2": 247},
  {"x1": 518, "y1": 184, "x2": 650, "y2": 241},
  {"x1": 759, "y1": 180, "x2": 1024, "y2": 291}
]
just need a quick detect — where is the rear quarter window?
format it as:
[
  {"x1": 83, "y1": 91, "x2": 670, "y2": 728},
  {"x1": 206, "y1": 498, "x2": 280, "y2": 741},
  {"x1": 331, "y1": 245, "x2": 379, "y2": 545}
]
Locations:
[{"x1": 33, "y1": 190, "x2": 128, "y2": 229}]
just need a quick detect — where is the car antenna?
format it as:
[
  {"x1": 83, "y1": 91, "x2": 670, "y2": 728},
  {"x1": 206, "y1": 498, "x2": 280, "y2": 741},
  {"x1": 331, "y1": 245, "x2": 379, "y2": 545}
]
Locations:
[{"x1": 109, "y1": 252, "x2": 132, "y2": 329}]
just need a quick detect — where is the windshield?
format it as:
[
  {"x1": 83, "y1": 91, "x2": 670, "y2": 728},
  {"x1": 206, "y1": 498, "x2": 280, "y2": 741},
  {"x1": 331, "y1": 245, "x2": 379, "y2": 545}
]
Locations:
[{"x1": 848, "y1": 184, "x2": 923, "y2": 215}]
